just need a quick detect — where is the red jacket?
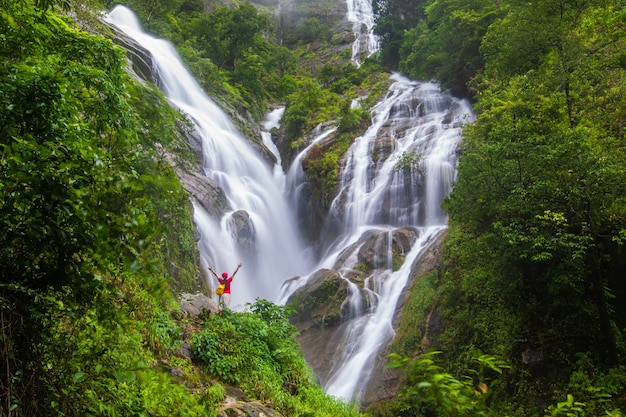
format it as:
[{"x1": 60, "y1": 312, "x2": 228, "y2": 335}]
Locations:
[{"x1": 219, "y1": 277, "x2": 233, "y2": 294}]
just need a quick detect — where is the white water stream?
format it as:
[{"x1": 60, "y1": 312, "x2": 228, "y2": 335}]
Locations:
[
  {"x1": 106, "y1": 2, "x2": 473, "y2": 404},
  {"x1": 105, "y1": 7, "x2": 313, "y2": 309},
  {"x1": 282, "y1": 0, "x2": 474, "y2": 401},
  {"x1": 347, "y1": 0, "x2": 379, "y2": 65},
  {"x1": 316, "y1": 78, "x2": 473, "y2": 400}
]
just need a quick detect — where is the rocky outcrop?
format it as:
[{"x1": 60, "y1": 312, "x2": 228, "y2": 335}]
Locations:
[
  {"x1": 288, "y1": 269, "x2": 348, "y2": 328},
  {"x1": 179, "y1": 292, "x2": 220, "y2": 317},
  {"x1": 355, "y1": 228, "x2": 419, "y2": 270},
  {"x1": 105, "y1": 23, "x2": 156, "y2": 85},
  {"x1": 227, "y1": 210, "x2": 257, "y2": 260}
]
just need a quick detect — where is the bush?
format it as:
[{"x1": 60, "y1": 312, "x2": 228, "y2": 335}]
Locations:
[{"x1": 192, "y1": 299, "x2": 362, "y2": 416}]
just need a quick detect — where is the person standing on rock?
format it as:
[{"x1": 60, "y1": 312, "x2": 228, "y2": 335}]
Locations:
[{"x1": 208, "y1": 263, "x2": 242, "y2": 310}]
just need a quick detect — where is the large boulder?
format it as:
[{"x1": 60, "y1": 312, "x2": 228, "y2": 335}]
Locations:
[
  {"x1": 227, "y1": 210, "x2": 257, "y2": 261},
  {"x1": 179, "y1": 292, "x2": 219, "y2": 317},
  {"x1": 288, "y1": 269, "x2": 348, "y2": 328},
  {"x1": 286, "y1": 269, "x2": 354, "y2": 385},
  {"x1": 355, "y1": 227, "x2": 419, "y2": 270}
]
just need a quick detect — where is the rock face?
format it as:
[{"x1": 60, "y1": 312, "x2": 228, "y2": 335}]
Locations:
[
  {"x1": 227, "y1": 210, "x2": 257, "y2": 260},
  {"x1": 105, "y1": 23, "x2": 156, "y2": 85}
]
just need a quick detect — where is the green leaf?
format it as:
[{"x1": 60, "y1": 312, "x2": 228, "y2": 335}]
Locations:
[{"x1": 72, "y1": 372, "x2": 86, "y2": 383}]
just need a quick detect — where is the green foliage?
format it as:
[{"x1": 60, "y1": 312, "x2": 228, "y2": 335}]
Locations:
[
  {"x1": 548, "y1": 354, "x2": 626, "y2": 417},
  {"x1": 1, "y1": 278, "x2": 210, "y2": 416},
  {"x1": 301, "y1": 133, "x2": 354, "y2": 209},
  {"x1": 545, "y1": 395, "x2": 587, "y2": 417},
  {"x1": 382, "y1": 0, "x2": 626, "y2": 413},
  {"x1": 373, "y1": 0, "x2": 427, "y2": 68},
  {"x1": 192, "y1": 299, "x2": 308, "y2": 392},
  {"x1": 393, "y1": 151, "x2": 423, "y2": 174},
  {"x1": 283, "y1": 67, "x2": 382, "y2": 147},
  {"x1": 398, "y1": 0, "x2": 500, "y2": 96},
  {"x1": 388, "y1": 351, "x2": 508, "y2": 416},
  {"x1": 192, "y1": 2, "x2": 268, "y2": 71},
  {"x1": 286, "y1": 17, "x2": 332, "y2": 46},
  {"x1": 383, "y1": 348, "x2": 625, "y2": 417},
  {"x1": 192, "y1": 299, "x2": 361, "y2": 416},
  {"x1": 0, "y1": 1, "x2": 203, "y2": 415},
  {"x1": 390, "y1": 270, "x2": 438, "y2": 357}
]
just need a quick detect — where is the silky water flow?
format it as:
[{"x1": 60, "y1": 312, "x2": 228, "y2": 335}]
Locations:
[
  {"x1": 106, "y1": 3, "x2": 473, "y2": 403},
  {"x1": 105, "y1": 6, "x2": 313, "y2": 308},
  {"x1": 279, "y1": 0, "x2": 474, "y2": 401}
]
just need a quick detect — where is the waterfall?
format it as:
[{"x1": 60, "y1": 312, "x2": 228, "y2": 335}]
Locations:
[
  {"x1": 347, "y1": 0, "x2": 379, "y2": 65},
  {"x1": 105, "y1": 2, "x2": 473, "y2": 405},
  {"x1": 308, "y1": 78, "x2": 473, "y2": 401},
  {"x1": 105, "y1": 6, "x2": 313, "y2": 309},
  {"x1": 286, "y1": 0, "x2": 474, "y2": 402},
  {"x1": 261, "y1": 107, "x2": 286, "y2": 184}
]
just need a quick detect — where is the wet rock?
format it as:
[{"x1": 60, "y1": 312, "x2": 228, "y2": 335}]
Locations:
[
  {"x1": 227, "y1": 210, "x2": 256, "y2": 259},
  {"x1": 333, "y1": 227, "x2": 419, "y2": 272},
  {"x1": 287, "y1": 269, "x2": 347, "y2": 328},
  {"x1": 357, "y1": 230, "x2": 392, "y2": 269},
  {"x1": 393, "y1": 227, "x2": 420, "y2": 255},
  {"x1": 181, "y1": 170, "x2": 230, "y2": 219},
  {"x1": 371, "y1": 133, "x2": 396, "y2": 166},
  {"x1": 105, "y1": 23, "x2": 156, "y2": 85}
]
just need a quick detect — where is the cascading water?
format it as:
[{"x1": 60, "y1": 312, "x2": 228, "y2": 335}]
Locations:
[
  {"x1": 347, "y1": 0, "x2": 379, "y2": 64},
  {"x1": 105, "y1": 1, "x2": 473, "y2": 405},
  {"x1": 312, "y1": 78, "x2": 473, "y2": 400},
  {"x1": 281, "y1": 0, "x2": 474, "y2": 402},
  {"x1": 261, "y1": 107, "x2": 286, "y2": 184},
  {"x1": 105, "y1": 6, "x2": 313, "y2": 309}
]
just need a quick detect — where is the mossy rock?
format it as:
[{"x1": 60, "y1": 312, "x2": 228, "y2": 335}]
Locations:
[{"x1": 287, "y1": 269, "x2": 348, "y2": 328}]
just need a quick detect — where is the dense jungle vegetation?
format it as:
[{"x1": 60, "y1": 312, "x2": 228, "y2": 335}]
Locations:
[
  {"x1": 375, "y1": 0, "x2": 626, "y2": 415},
  {"x1": 1, "y1": 0, "x2": 625, "y2": 415},
  {"x1": 0, "y1": 0, "x2": 365, "y2": 415}
]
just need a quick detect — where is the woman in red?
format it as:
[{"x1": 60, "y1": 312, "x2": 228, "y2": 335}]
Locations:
[{"x1": 208, "y1": 263, "x2": 242, "y2": 310}]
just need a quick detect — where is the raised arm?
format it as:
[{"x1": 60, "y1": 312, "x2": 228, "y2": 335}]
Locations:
[
  {"x1": 207, "y1": 266, "x2": 219, "y2": 279},
  {"x1": 231, "y1": 263, "x2": 243, "y2": 279}
]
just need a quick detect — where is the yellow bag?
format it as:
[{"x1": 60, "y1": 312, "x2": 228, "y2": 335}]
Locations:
[{"x1": 215, "y1": 284, "x2": 225, "y2": 296}]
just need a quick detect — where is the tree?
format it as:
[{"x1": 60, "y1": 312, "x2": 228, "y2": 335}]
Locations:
[
  {"x1": 1, "y1": 2, "x2": 197, "y2": 413},
  {"x1": 446, "y1": 62, "x2": 626, "y2": 367},
  {"x1": 194, "y1": 2, "x2": 269, "y2": 72},
  {"x1": 397, "y1": 0, "x2": 501, "y2": 96},
  {"x1": 373, "y1": 0, "x2": 427, "y2": 68},
  {"x1": 388, "y1": 351, "x2": 508, "y2": 416}
]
